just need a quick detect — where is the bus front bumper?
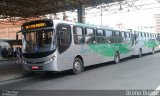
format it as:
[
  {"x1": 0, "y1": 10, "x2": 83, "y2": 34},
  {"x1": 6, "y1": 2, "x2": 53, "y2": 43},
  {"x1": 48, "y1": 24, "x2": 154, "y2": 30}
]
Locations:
[{"x1": 22, "y1": 59, "x2": 58, "y2": 71}]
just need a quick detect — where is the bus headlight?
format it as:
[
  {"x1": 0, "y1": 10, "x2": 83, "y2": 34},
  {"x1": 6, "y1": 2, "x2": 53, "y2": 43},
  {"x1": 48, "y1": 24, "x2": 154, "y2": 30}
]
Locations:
[
  {"x1": 44, "y1": 58, "x2": 53, "y2": 64},
  {"x1": 23, "y1": 61, "x2": 27, "y2": 64}
]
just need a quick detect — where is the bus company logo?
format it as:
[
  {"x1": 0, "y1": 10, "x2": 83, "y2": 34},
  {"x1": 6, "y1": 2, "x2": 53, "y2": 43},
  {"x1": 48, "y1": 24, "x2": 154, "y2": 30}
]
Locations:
[
  {"x1": 25, "y1": 23, "x2": 46, "y2": 29},
  {"x1": 33, "y1": 45, "x2": 39, "y2": 52}
]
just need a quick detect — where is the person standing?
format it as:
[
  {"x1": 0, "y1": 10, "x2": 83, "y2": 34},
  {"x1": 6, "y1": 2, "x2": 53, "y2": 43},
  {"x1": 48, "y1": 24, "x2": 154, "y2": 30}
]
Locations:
[
  {"x1": 1, "y1": 48, "x2": 4, "y2": 59},
  {"x1": 13, "y1": 48, "x2": 16, "y2": 57},
  {"x1": 15, "y1": 47, "x2": 22, "y2": 64},
  {"x1": 3, "y1": 48, "x2": 7, "y2": 58}
]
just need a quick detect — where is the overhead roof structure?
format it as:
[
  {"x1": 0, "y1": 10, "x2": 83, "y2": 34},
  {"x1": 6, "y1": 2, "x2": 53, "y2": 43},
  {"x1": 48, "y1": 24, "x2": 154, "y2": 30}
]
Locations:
[{"x1": 0, "y1": 0, "x2": 125, "y2": 18}]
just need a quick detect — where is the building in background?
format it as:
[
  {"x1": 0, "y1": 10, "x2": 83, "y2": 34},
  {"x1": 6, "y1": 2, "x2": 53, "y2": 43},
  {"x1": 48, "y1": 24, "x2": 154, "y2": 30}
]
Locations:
[
  {"x1": 0, "y1": 23, "x2": 22, "y2": 49},
  {"x1": 0, "y1": 24, "x2": 20, "y2": 40},
  {"x1": 155, "y1": 14, "x2": 160, "y2": 33}
]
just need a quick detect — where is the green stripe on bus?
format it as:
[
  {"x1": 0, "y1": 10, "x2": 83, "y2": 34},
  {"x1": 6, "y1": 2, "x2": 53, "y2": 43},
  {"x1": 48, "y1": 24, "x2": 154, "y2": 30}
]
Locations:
[
  {"x1": 88, "y1": 43, "x2": 132, "y2": 57},
  {"x1": 144, "y1": 41, "x2": 159, "y2": 48}
]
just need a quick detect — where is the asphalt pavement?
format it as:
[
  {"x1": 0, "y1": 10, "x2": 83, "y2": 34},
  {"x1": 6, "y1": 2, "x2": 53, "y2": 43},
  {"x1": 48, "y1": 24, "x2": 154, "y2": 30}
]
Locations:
[
  {"x1": 0, "y1": 52, "x2": 160, "y2": 95},
  {"x1": 0, "y1": 58, "x2": 25, "y2": 82}
]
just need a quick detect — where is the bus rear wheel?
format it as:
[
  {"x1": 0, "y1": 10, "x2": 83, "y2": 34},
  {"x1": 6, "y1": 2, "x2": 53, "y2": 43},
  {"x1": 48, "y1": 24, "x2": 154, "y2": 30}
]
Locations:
[
  {"x1": 72, "y1": 58, "x2": 83, "y2": 75},
  {"x1": 114, "y1": 52, "x2": 120, "y2": 64},
  {"x1": 138, "y1": 49, "x2": 142, "y2": 58}
]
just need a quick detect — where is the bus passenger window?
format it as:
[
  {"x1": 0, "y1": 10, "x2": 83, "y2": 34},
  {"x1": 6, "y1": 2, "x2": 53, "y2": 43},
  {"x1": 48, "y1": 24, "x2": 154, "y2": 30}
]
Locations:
[
  {"x1": 59, "y1": 32, "x2": 69, "y2": 45},
  {"x1": 141, "y1": 33, "x2": 143, "y2": 37},
  {"x1": 105, "y1": 30, "x2": 113, "y2": 43},
  {"x1": 85, "y1": 28, "x2": 95, "y2": 44},
  {"x1": 96, "y1": 29, "x2": 105, "y2": 44},
  {"x1": 73, "y1": 26, "x2": 85, "y2": 44},
  {"x1": 126, "y1": 33, "x2": 129, "y2": 38},
  {"x1": 105, "y1": 30, "x2": 112, "y2": 37},
  {"x1": 126, "y1": 32, "x2": 131, "y2": 41},
  {"x1": 121, "y1": 32, "x2": 126, "y2": 42},
  {"x1": 115, "y1": 31, "x2": 121, "y2": 43},
  {"x1": 115, "y1": 31, "x2": 120, "y2": 37},
  {"x1": 96, "y1": 29, "x2": 104, "y2": 36}
]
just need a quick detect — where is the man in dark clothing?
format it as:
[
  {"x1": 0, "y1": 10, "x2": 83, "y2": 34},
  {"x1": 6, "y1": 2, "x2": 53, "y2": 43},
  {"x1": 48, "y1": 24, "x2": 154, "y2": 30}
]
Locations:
[{"x1": 1, "y1": 48, "x2": 4, "y2": 58}]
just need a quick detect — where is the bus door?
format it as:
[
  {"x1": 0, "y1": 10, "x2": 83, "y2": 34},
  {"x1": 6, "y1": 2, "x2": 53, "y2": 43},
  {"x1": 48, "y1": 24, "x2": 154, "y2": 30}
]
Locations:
[
  {"x1": 131, "y1": 32, "x2": 138, "y2": 46},
  {"x1": 56, "y1": 23, "x2": 73, "y2": 69}
]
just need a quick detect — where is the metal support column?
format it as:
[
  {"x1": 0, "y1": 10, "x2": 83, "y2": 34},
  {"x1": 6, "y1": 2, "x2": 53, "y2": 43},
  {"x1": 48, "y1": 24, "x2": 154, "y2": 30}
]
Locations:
[{"x1": 77, "y1": 3, "x2": 85, "y2": 23}]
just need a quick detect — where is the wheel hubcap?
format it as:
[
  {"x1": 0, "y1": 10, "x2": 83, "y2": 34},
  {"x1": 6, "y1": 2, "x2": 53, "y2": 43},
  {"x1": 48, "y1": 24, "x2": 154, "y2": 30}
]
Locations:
[
  {"x1": 115, "y1": 54, "x2": 119, "y2": 63},
  {"x1": 116, "y1": 56, "x2": 119, "y2": 62},
  {"x1": 75, "y1": 62, "x2": 81, "y2": 71}
]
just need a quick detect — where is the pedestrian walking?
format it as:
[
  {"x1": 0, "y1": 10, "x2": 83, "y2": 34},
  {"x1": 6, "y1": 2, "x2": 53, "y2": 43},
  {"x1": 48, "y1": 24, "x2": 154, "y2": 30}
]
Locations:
[{"x1": 15, "y1": 47, "x2": 22, "y2": 64}]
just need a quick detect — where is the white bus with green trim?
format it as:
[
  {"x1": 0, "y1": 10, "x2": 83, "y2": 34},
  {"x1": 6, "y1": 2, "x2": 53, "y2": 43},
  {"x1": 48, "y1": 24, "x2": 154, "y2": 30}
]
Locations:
[
  {"x1": 156, "y1": 33, "x2": 160, "y2": 49},
  {"x1": 17, "y1": 19, "x2": 159, "y2": 74},
  {"x1": 131, "y1": 30, "x2": 159, "y2": 57}
]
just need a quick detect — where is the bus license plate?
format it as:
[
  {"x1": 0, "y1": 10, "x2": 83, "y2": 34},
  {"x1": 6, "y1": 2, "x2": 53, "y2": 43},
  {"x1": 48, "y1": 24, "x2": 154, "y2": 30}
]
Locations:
[{"x1": 31, "y1": 66, "x2": 39, "y2": 70}]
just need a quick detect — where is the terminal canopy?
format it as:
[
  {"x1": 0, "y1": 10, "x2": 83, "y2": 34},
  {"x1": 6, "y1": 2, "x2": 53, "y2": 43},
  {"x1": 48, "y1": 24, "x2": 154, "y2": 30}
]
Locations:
[{"x1": 0, "y1": 0, "x2": 123, "y2": 18}]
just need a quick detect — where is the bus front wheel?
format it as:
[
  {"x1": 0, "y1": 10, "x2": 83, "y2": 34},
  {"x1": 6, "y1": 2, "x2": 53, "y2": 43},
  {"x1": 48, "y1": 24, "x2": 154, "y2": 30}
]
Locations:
[{"x1": 72, "y1": 58, "x2": 83, "y2": 75}]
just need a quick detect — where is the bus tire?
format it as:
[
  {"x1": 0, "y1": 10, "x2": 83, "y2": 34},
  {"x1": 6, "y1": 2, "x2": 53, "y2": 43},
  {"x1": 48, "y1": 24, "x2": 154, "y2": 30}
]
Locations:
[
  {"x1": 72, "y1": 58, "x2": 83, "y2": 75},
  {"x1": 152, "y1": 47, "x2": 155, "y2": 54},
  {"x1": 138, "y1": 49, "x2": 142, "y2": 58},
  {"x1": 114, "y1": 52, "x2": 120, "y2": 64}
]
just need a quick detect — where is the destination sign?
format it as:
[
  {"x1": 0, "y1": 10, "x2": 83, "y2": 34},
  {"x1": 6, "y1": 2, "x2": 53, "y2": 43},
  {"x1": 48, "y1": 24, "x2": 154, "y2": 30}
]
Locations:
[
  {"x1": 22, "y1": 20, "x2": 53, "y2": 30},
  {"x1": 24, "y1": 23, "x2": 46, "y2": 30}
]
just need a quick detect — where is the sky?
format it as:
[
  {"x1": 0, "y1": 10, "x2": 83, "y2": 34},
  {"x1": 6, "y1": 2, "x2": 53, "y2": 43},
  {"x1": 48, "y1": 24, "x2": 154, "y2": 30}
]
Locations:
[
  {"x1": 85, "y1": 0, "x2": 160, "y2": 32},
  {"x1": 50, "y1": 0, "x2": 160, "y2": 32}
]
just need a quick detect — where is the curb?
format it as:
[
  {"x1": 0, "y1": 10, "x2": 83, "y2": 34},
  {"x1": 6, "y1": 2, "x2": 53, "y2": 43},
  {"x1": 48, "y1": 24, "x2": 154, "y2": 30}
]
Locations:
[
  {"x1": 0, "y1": 65, "x2": 27, "y2": 84},
  {"x1": 0, "y1": 74, "x2": 26, "y2": 84},
  {"x1": 0, "y1": 74, "x2": 36, "y2": 85},
  {"x1": 0, "y1": 58, "x2": 18, "y2": 62}
]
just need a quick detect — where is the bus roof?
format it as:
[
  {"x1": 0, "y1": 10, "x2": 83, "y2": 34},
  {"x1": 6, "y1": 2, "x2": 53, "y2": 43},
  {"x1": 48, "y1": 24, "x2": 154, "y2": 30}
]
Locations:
[{"x1": 21, "y1": 19, "x2": 130, "y2": 32}]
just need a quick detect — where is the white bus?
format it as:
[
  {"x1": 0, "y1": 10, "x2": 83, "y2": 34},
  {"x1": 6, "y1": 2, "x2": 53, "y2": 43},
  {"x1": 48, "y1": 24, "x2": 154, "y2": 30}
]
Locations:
[
  {"x1": 17, "y1": 19, "x2": 159, "y2": 74},
  {"x1": 131, "y1": 30, "x2": 159, "y2": 57}
]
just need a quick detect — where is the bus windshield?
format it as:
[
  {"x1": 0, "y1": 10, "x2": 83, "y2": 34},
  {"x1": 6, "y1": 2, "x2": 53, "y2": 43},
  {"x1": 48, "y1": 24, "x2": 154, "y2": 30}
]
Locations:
[{"x1": 22, "y1": 29, "x2": 55, "y2": 53}]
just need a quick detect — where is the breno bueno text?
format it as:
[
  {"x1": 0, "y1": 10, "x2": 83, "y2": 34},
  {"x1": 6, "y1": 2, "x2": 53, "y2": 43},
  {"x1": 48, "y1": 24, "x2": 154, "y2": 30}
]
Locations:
[{"x1": 126, "y1": 90, "x2": 159, "y2": 96}]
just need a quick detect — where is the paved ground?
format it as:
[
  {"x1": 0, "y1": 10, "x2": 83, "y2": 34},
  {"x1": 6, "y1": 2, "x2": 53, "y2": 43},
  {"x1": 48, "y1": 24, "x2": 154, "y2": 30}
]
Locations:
[
  {"x1": 0, "y1": 52, "x2": 160, "y2": 95},
  {"x1": 0, "y1": 58, "x2": 25, "y2": 82},
  {"x1": 0, "y1": 57, "x2": 18, "y2": 69}
]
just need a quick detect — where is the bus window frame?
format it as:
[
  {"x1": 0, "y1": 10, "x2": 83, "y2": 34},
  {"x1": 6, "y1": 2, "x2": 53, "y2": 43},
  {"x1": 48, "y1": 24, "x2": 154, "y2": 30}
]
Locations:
[
  {"x1": 96, "y1": 29, "x2": 105, "y2": 44},
  {"x1": 73, "y1": 26, "x2": 85, "y2": 45},
  {"x1": 85, "y1": 27, "x2": 96, "y2": 44}
]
